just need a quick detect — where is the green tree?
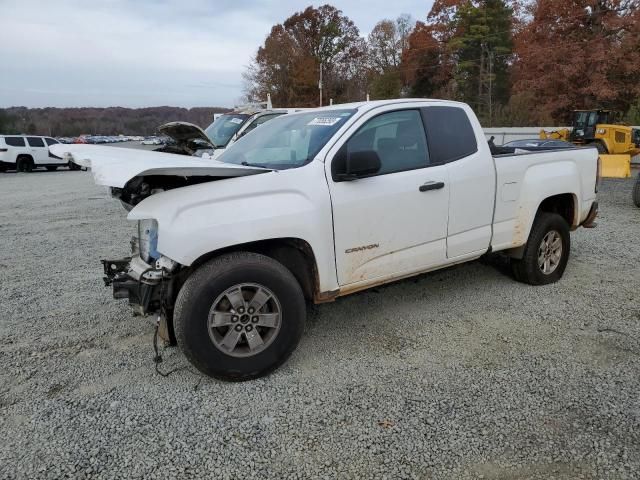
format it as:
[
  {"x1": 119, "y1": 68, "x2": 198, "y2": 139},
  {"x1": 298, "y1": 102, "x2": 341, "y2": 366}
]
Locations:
[
  {"x1": 449, "y1": 0, "x2": 514, "y2": 125},
  {"x1": 625, "y1": 99, "x2": 640, "y2": 125},
  {"x1": 0, "y1": 109, "x2": 7, "y2": 133}
]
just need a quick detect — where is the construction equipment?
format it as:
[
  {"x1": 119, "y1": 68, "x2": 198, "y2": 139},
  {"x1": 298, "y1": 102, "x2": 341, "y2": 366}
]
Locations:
[{"x1": 540, "y1": 109, "x2": 640, "y2": 178}]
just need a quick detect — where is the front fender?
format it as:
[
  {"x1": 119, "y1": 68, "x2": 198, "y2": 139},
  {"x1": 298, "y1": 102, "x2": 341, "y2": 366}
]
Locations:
[{"x1": 127, "y1": 161, "x2": 338, "y2": 292}]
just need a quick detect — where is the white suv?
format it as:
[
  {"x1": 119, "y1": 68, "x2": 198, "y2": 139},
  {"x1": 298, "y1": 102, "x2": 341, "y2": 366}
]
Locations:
[{"x1": 0, "y1": 135, "x2": 78, "y2": 172}]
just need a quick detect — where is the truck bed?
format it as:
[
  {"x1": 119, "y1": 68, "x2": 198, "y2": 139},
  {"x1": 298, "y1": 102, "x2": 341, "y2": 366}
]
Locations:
[{"x1": 490, "y1": 147, "x2": 599, "y2": 251}]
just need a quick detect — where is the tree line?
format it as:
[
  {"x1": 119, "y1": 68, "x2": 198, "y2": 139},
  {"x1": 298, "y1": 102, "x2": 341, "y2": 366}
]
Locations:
[
  {"x1": 244, "y1": 0, "x2": 640, "y2": 126},
  {"x1": 0, "y1": 106, "x2": 227, "y2": 137}
]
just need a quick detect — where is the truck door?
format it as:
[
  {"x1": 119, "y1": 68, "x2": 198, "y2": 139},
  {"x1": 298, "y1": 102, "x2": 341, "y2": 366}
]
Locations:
[
  {"x1": 421, "y1": 106, "x2": 495, "y2": 258},
  {"x1": 26, "y1": 137, "x2": 48, "y2": 164},
  {"x1": 327, "y1": 107, "x2": 450, "y2": 286}
]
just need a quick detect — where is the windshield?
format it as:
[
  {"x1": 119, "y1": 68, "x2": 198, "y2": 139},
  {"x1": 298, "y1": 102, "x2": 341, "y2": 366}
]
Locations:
[
  {"x1": 204, "y1": 114, "x2": 250, "y2": 147},
  {"x1": 219, "y1": 109, "x2": 356, "y2": 170}
]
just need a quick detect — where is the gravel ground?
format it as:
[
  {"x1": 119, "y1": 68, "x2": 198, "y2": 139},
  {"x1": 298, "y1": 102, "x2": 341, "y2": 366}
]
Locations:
[{"x1": 1, "y1": 170, "x2": 639, "y2": 479}]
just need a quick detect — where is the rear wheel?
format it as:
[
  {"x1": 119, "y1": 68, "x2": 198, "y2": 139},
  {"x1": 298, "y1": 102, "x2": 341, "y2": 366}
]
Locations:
[
  {"x1": 633, "y1": 173, "x2": 640, "y2": 208},
  {"x1": 174, "y1": 252, "x2": 306, "y2": 381},
  {"x1": 511, "y1": 212, "x2": 570, "y2": 285},
  {"x1": 17, "y1": 156, "x2": 33, "y2": 172},
  {"x1": 594, "y1": 141, "x2": 607, "y2": 154}
]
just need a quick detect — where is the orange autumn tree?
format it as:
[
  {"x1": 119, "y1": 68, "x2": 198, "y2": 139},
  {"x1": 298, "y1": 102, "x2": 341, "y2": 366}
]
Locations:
[
  {"x1": 244, "y1": 5, "x2": 365, "y2": 106},
  {"x1": 512, "y1": 0, "x2": 640, "y2": 123}
]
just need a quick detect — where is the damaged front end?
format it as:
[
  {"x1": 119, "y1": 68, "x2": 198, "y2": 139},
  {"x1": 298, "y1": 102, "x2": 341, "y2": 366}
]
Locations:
[{"x1": 101, "y1": 226, "x2": 181, "y2": 344}]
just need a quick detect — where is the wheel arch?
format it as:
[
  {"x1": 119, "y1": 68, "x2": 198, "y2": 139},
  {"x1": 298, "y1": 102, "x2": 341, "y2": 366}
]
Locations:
[
  {"x1": 537, "y1": 192, "x2": 578, "y2": 229},
  {"x1": 186, "y1": 237, "x2": 323, "y2": 303},
  {"x1": 507, "y1": 192, "x2": 577, "y2": 259},
  {"x1": 16, "y1": 153, "x2": 34, "y2": 163}
]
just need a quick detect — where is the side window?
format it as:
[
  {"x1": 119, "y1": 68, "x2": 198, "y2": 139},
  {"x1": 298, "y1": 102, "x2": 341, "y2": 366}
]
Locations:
[
  {"x1": 422, "y1": 106, "x2": 478, "y2": 163},
  {"x1": 4, "y1": 137, "x2": 26, "y2": 147},
  {"x1": 45, "y1": 137, "x2": 59, "y2": 146},
  {"x1": 27, "y1": 137, "x2": 45, "y2": 147},
  {"x1": 337, "y1": 109, "x2": 429, "y2": 176}
]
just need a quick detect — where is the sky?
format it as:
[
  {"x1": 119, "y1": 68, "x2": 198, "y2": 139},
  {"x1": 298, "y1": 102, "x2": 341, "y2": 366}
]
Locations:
[{"x1": 0, "y1": 0, "x2": 434, "y2": 109}]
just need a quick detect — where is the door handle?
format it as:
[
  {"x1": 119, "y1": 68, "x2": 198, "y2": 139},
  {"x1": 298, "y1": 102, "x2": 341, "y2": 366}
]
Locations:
[{"x1": 419, "y1": 181, "x2": 445, "y2": 192}]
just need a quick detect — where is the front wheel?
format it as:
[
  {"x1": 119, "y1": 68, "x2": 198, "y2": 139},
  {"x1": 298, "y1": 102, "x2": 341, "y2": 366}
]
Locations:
[
  {"x1": 511, "y1": 212, "x2": 570, "y2": 285},
  {"x1": 174, "y1": 252, "x2": 306, "y2": 381}
]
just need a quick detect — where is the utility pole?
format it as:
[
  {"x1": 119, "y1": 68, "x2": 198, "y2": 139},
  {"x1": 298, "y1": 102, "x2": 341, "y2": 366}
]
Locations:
[
  {"x1": 479, "y1": 42, "x2": 494, "y2": 127},
  {"x1": 319, "y1": 62, "x2": 323, "y2": 107},
  {"x1": 488, "y1": 50, "x2": 494, "y2": 128}
]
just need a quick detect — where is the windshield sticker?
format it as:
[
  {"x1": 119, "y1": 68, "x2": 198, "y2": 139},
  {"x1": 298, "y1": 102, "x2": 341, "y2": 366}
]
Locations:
[
  {"x1": 229, "y1": 118, "x2": 244, "y2": 124},
  {"x1": 307, "y1": 116, "x2": 342, "y2": 126}
]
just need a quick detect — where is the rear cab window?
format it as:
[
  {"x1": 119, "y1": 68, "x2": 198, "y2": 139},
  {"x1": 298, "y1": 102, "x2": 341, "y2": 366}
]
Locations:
[
  {"x1": 421, "y1": 106, "x2": 478, "y2": 163},
  {"x1": 27, "y1": 137, "x2": 45, "y2": 147},
  {"x1": 4, "y1": 136, "x2": 26, "y2": 147}
]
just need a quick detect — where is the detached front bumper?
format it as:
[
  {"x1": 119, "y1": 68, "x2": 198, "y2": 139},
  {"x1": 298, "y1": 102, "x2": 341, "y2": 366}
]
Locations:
[{"x1": 101, "y1": 255, "x2": 177, "y2": 316}]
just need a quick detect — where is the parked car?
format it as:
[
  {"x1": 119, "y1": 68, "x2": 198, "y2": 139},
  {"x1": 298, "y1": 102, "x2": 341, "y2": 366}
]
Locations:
[
  {"x1": 52, "y1": 99, "x2": 599, "y2": 381},
  {"x1": 0, "y1": 135, "x2": 80, "y2": 172},
  {"x1": 156, "y1": 108, "x2": 305, "y2": 158}
]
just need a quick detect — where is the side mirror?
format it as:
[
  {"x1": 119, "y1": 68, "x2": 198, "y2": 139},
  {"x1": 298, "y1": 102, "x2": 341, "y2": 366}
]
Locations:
[{"x1": 336, "y1": 150, "x2": 381, "y2": 181}]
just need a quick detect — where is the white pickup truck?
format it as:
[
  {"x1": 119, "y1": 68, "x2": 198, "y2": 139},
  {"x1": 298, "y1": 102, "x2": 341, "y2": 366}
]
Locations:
[{"x1": 51, "y1": 99, "x2": 599, "y2": 381}]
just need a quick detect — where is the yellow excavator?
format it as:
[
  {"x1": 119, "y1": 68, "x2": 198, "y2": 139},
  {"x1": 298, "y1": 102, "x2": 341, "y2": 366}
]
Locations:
[{"x1": 540, "y1": 109, "x2": 640, "y2": 178}]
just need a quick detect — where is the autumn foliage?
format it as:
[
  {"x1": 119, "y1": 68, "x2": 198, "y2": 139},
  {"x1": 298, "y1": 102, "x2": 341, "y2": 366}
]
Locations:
[
  {"x1": 512, "y1": 0, "x2": 640, "y2": 123},
  {"x1": 246, "y1": 1, "x2": 640, "y2": 125}
]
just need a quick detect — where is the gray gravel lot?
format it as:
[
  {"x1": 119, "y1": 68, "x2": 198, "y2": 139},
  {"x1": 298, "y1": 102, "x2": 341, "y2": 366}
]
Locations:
[{"x1": 1, "y1": 169, "x2": 639, "y2": 479}]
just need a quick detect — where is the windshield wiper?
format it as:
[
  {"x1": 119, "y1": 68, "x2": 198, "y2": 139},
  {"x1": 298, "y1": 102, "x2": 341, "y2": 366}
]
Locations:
[{"x1": 241, "y1": 161, "x2": 271, "y2": 169}]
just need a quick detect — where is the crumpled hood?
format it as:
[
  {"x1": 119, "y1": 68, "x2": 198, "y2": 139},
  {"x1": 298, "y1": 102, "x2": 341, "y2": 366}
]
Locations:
[
  {"x1": 158, "y1": 121, "x2": 214, "y2": 148},
  {"x1": 49, "y1": 144, "x2": 270, "y2": 189}
]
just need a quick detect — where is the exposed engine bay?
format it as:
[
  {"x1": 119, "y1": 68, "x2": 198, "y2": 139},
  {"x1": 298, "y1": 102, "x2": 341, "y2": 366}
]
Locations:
[
  {"x1": 111, "y1": 175, "x2": 227, "y2": 208},
  {"x1": 155, "y1": 122, "x2": 217, "y2": 157}
]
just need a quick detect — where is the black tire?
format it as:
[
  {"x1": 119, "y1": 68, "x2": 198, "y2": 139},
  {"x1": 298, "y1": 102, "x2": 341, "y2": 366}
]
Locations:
[
  {"x1": 16, "y1": 156, "x2": 33, "y2": 172},
  {"x1": 46, "y1": 166, "x2": 57, "y2": 172},
  {"x1": 633, "y1": 173, "x2": 640, "y2": 208},
  {"x1": 511, "y1": 212, "x2": 570, "y2": 285},
  {"x1": 594, "y1": 141, "x2": 607, "y2": 154},
  {"x1": 174, "y1": 252, "x2": 306, "y2": 381},
  {"x1": 68, "y1": 162, "x2": 81, "y2": 171},
  {"x1": 0, "y1": 164, "x2": 6, "y2": 173}
]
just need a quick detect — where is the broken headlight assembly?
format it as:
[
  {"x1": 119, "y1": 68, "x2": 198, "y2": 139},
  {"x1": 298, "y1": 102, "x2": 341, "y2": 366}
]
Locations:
[{"x1": 138, "y1": 219, "x2": 159, "y2": 263}]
